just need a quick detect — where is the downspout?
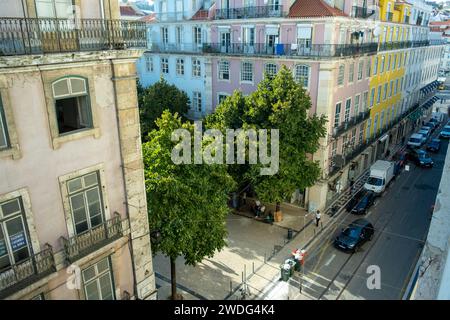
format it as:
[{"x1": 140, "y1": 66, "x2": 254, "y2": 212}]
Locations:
[{"x1": 109, "y1": 58, "x2": 139, "y2": 300}]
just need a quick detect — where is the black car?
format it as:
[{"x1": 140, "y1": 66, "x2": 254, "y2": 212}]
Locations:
[
  {"x1": 406, "y1": 149, "x2": 434, "y2": 168},
  {"x1": 351, "y1": 191, "x2": 375, "y2": 215},
  {"x1": 345, "y1": 190, "x2": 364, "y2": 212},
  {"x1": 426, "y1": 139, "x2": 441, "y2": 153},
  {"x1": 334, "y1": 219, "x2": 375, "y2": 253}
]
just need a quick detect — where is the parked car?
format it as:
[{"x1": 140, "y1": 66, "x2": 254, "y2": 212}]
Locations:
[
  {"x1": 440, "y1": 125, "x2": 450, "y2": 139},
  {"x1": 418, "y1": 128, "x2": 431, "y2": 139},
  {"x1": 334, "y1": 219, "x2": 375, "y2": 253},
  {"x1": 351, "y1": 191, "x2": 376, "y2": 215},
  {"x1": 406, "y1": 149, "x2": 434, "y2": 168},
  {"x1": 346, "y1": 190, "x2": 365, "y2": 212},
  {"x1": 407, "y1": 133, "x2": 425, "y2": 148},
  {"x1": 426, "y1": 139, "x2": 441, "y2": 153},
  {"x1": 429, "y1": 118, "x2": 440, "y2": 126},
  {"x1": 422, "y1": 124, "x2": 434, "y2": 133}
]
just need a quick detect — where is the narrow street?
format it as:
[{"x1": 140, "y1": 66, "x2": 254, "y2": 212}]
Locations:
[{"x1": 296, "y1": 128, "x2": 449, "y2": 300}]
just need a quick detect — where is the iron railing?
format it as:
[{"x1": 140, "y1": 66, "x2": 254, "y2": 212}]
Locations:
[
  {"x1": 61, "y1": 213, "x2": 123, "y2": 263},
  {"x1": 150, "y1": 42, "x2": 203, "y2": 53},
  {"x1": 0, "y1": 17, "x2": 147, "y2": 56},
  {"x1": 215, "y1": 5, "x2": 284, "y2": 19},
  {"x1": 332, "y1": 110, "x2": 371, "y2": 138},
  {"x1": 351, "y1": 6, "x2": 375, "y2": 19},
  {"x1": 0, "y1": 244, "x2": 55, "y2": 299},
  {"x1": 202, "y1": 42, "x2": 378, "y2": 58}
]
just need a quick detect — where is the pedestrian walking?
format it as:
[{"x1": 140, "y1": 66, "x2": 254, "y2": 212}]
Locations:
[
  {"x1": 350, "y1": 178, "x2": 355, "y2": 194},
  {"x1": 315, "y1": 210, "x2": 321, "y2": 227}
]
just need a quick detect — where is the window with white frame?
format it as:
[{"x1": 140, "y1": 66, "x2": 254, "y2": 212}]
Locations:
[
  {"x1": 359, "y1": 123, "x2": 364, "y2": 144},
  {"x1": 192, "y1": 58, "x2": 201, "y2": 78},
  {"x1": 241, "y1": 61, "x2": 253, "y2": 82},
  {"x1": 83, "y1": 257, "x2": 115, "y2": 300},
  {"x1": 295, "y1": 64, "x2": 309, "y2": 88},
  {"x1": 344, "y1": 98, "x2": 351, "y2": 122},
  {"x1": 377, "y1": 85, "x2": 382, "y2": 103},
  {"x1": 0, "y1": 95, "x2": 9, "y2": 150},
  {"x1": 348, "y1": 63, "x2": 354, "y2": 83},
  {"x1": 351, "y1": 128, "x2": 356, "y2": 147},
  {"x1": 67, "y1": 171, "x2": 104, "y2": 235},
  {"x1": 370, "y1": 88, "x2": 375, "y2": 107},
  {"x1": 366, "y1": 58, "x2": 371, "y2": 78},
  {"x1": 334, "y1": 102, "x2": 341, "y2": 128},
  {"x1": 373, "y1": 57, "x2": 378, "y2": 75},
  {"x1": 358, "y1": 61, "x2": 363, "y2": 80},
  {"x1": 367, "y1": 118, "x2": 372, "y2": 138},
  {"x1": 145, "y1": 56, "x2": 153, "y2": 73},
  {"x1": 387, "y1": 55, "x2": 391, "y2": 71},
  {"x1": 161, "y1": 57, "x2": 169, "y2": 74},
  {"x1": 393, "y1": 54, "x2": 397, "y2": 71},
  {"x1": 52, "y1": 77, "x2": 92, "y2": 135},
  {"x1": 218, "y1": 60, "x2": 229, "y2": 80},
  {"x1": 337, "y1": 64, "x2": 345, "y2": 86},
  {"x1": 332, "y1": 141, "x2": 337, "y2": 157},
  {"x1": 175, "y1": 26, "x2": 183, "y2": 45},
  {"x1": 363, "y1": 91, "x2": 368, "y2": 111},
  {"x1": 380, "y1": 55, "x2": 385, "y2": 73},
  {"x1": 373, "y1": 114, "x2": 378, "y2": 134},
  {"x1": 176, "y1": 58, "x2": 184, "y2": 76},
  {"x1": 161, "y1": 27, "x2": 168, "y2": 44},
  {"x1": 35, "y1": 0, "x2": 72, "y2": 18},
  {"x1": 354, "y1": 94, "x2": 360, "y2": 116},
  {"x1": 0, "y1": 197, "x2": 31, "y2": 271},
  {"x1": 380, "y1": 110, "x2": 385, "y2": 129},
  {"x1": 395, "y1": 79, "x2": 399, "y2": 95},
  {"x1": 297, "y1": 26, "x2": 312, "y2": 49},
  {"x1": 265, "y1": 63, "x2": 278, "y2": 77},
  {"x1": 192, "y1": 92, "x2": 202, "y2": 112},
  {"x1": 383, "y1": 83, "x2": 388, "y2": 100},
  {"x1": 389, "y1": 81, "x2": 393, "y2": 97},
  {"x1": 193, "y1": 26, "x2": 202, "y2": 45}
]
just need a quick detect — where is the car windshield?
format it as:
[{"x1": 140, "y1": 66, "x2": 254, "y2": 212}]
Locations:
[
  {"x1": 367, "y1": 177, "x2": 383, "y2": 186},
  {"x1": 409, "y1": 138, "x2": 421, "y2": 143},
  {"x1": 418, "y1": 152, "x2": 429, "y2": 159},
  {"x1": 343, "y1": 228, "x2": 360, "y2": 239},
  {"x1": 444, "y1": 126, "x2": 450, "y2": 132}
]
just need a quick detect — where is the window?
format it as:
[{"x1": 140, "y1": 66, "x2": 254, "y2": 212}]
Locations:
[
  {"x1": 241, "y1": 61, "x2": 253, "y2": 83},
  {"x1": 380, "y1": 110, "x2": 385, "y2": 129},
  {"x1": 192, "y1": 58, "x2": 201, "y2": 78},
  {"x1": 35, "y1": 0, "x2": 72, "y2": 18},
  {"x1": 351, "y1": 128, "x2": 356, "y2": 147},
  {"x1": 332, "y1": 141, "x2": 337, "y2": 157},
  {"x1": 344, "y1": 99, "x2": 351, "y2": 122},
  {"x1": 380, "y1": 56, "x2": 385, "y2": 73},
  {"x1": 145, "y1": 56, "x2": 153, "y2": 73},
  {"x1": 297, "y1": 27, "x2": 312, "y2": 49},
  {"x1": 0, "y1": 95, "x2": 9, "y2": 150},
  {"x1": 161, "y1": 27, "x2": 168, "y2": 44},
  {"x1": 193, "y1": 26, "x2": 202, "y2": 45},
  {"x1": 176, "y1": 26, "x2": 183, "y2": 45},
  {"x1": 354, "y1": 94, "x2": 360, "y2": 116},
  {"x1": 218, "y1": 60, "x2": 229, "y2": 80},
  {"x1": 383, "y1": 83, "x2": 388, "y2": 100},
  {"x1": 363, "y1": 91, "x2": 368, "y2": 111},
  {"x1": 295, "y1": 65, "x2": 309, "y2": 88},
  {"x1": 395, "y1": 79, "x2": 399, "y2": 95},
  {"x1": 334, "y1": 103, "x2": 341, "y2": 128},
  {"x1": 265, "y1": 63, "x2": 278, "y2": 78},
  {"x1": 359, "y1": 124, "x2": 365, "y2": 144},
  {"x1": 377, "y1": 85, "x2": 382, "y2": 103},
  {"x1": 52, "y1": 77, "x2": 92, "y2": 135},
  {"x1": 393, "y1": 55, "x2": 397, "y2": 71},
  {"x1": 192, "y1": 92, "x2": 202, "y2": 112},
  {"x1": 348, "y1": 63, "x2": 354, "y2": 83},
  {"x1": 367, "y1": 118, "x2": 372, "y2": 138},
  {"x1": 398, "y1": 54, "x2": 402, "y2": 68},
  {"x1": 373, "y1": 57, "x2": 378, "y2": 75},
  {"x1": 387, "y1": 55, "x2": 391, "y2": 71},
  {"x1": 67, "y1": 171, "x2": 104, "y2": 235},
  {"x1": 161, "y1": 57, "x2": 169, "y2": 74},
  {"x1": 389, "y1": 81, "x2": 393, "y2": 97},
  {"x1": 370, "y1": 88, "x2": 375, "y2": 107},
  {"x1": 358, "y1": 61, "x2": 363, "y2": 80},
  {"x1": 366, "y1": 59, "x2": 371, "y2": 78},
  {"x1": 0, "y1": 197, "x2": 31, "y2": 271},
  {"x1": 83, "y1": 257, "x2": 115, "y2": 300},
  {"x1": 176, "y1": 58, "x2": 184, "y2": 76},
  {"x1": 373, "y1": 114, "x2": 379, "y2": 134},
  {"x1": 218, "y1": 94, "x2": 229, "y2": 105},
  {"x1": 338, "y1": 64, "x2": 345, "y2": 86}
]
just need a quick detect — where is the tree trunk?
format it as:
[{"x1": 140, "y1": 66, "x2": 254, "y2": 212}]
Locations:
[
  {"x1": 275, "y1": 201, "x2": 281, "y2": 212},
  {"x1": 170, "y1": 256, "x2": 177, "y2": 300}
]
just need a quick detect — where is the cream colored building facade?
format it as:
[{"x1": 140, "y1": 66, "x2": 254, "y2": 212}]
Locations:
[{"x1": 0, "y1": 0, "x2": 155, "y2": 300}]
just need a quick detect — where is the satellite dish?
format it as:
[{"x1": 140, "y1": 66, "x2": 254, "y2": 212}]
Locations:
[{"x1": 373, "y1": 26, "x2": 381, "y2": 37}]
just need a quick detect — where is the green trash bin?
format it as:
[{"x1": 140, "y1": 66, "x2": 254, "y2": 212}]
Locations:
[{"x1": 280, "y1": 264, "x2": 291, "y2": 281}]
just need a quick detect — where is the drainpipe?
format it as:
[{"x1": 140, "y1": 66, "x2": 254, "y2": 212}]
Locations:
[{"x1": 109, "y1": 58, "x2": 139, "y2": 300}]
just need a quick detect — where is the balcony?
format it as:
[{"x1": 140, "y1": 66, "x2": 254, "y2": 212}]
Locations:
[
  {"x1": 0, "y1": 17, "x2": 147, "y2": 56},
  {"x1": 61, "y1": 213, "x2": 123, "y2": 264},
  {"x1": 0, "y1": 244, "x2": 55, "y2": 299},
  {"x1": 202, "y1": 42, "x2": 378, "y2": 58},
  {"x1": 351, "y1": 6, "x2": 375, "y2": 19},
  {"x1": 150, "y1": 42, "x2": 203, "y2": 53},
  {"x1": 332, "y1": 110, "x2": 371, "y2": 138},
  {"x1": 215, "y1": 5, "x2": 284, "y2": 19},
  {"x1": 386, "y1": 12, "x2": 394, "y2": 22}
]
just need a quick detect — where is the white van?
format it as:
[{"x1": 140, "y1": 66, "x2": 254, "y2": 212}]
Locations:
[{"x1": 407, "y1": 133, "x2": 424, "y2": 148}]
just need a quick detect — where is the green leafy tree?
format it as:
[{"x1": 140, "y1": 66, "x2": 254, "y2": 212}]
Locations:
[
  {"x1": 206, "y1": 65, "x2": 327, "y2": 211},
  {"x1": 143, "y1": 111, "x2": 235, "y2": 300},
  {"x1": 139, "y1": 78, "x2": 190, "y2": 139}
]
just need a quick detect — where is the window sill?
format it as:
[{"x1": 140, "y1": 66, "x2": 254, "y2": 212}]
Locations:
[
  {"x1": 0, "y1": 145, "x2": 21, "y2": 160},
  {"x1": 52, "y1": 128, "x2": 101, "y2": 150}
]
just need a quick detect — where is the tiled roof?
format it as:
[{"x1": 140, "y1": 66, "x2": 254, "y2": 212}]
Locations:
[
  {"x1": 288, "y1": 0, "x2": 347, "y2": 18},
  {"x1": 139, "y1": 13, "x2": 157, "y2": 23},
  {"x1": 430, "y1": 21, "x2": 450, "y2": 26},
  {"x1": 120, "y1": 5, "x2": 145, "y2": 17}
]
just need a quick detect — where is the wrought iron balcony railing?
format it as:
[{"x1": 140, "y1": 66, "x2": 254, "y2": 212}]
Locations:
[
  {"x1": 202, "y1": 42, "x2": 378, "y2": 58},
  {"x1": 0, "y1": 244, "x2": 55, "y2": 299},
  {"x1": 215, "y1": 5, "x2": 284, "y2": 19},
  {"x1": 332, "y1": 110, "x2": 371, "y2": 138},
  {"x1": 0, "y1": 17, "x2": 147, "y2": 56},
  {"x1": 351, "y1": 6, "x2": 375, "y2": 19},
  {"x1": 61, "y1": 213, "x2": 123, "y2": 264}
]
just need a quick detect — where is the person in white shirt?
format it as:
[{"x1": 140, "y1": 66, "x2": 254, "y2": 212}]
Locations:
[{"x1": 315, "y1": 210, "x2": 321, "y2": 227}]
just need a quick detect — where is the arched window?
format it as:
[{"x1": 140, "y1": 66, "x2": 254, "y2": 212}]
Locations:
[
  {"x1": 52, "y1": 77, "x2": 92, "y2": 135},
  {"x1": 294, "y1": 64, "x2": 310, "y2": 88}
]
